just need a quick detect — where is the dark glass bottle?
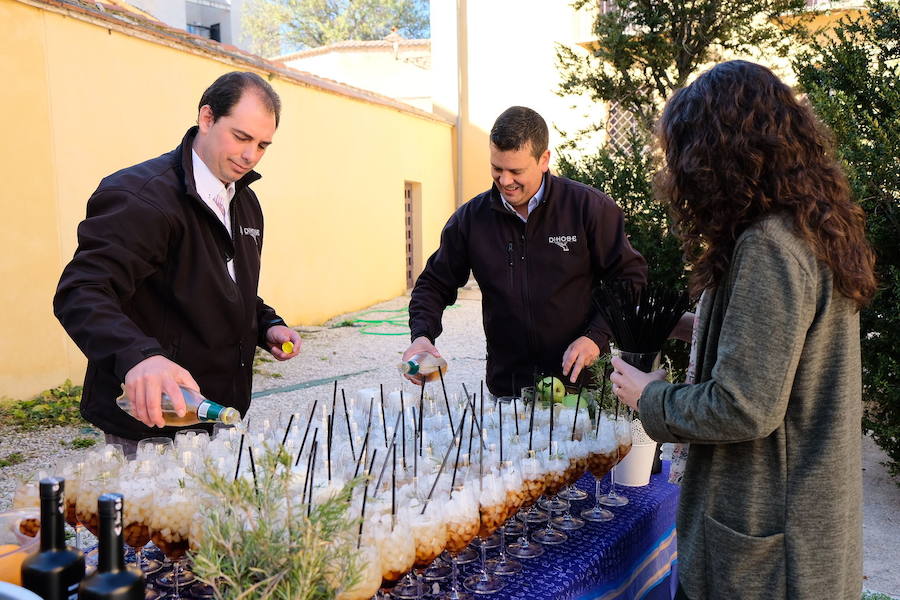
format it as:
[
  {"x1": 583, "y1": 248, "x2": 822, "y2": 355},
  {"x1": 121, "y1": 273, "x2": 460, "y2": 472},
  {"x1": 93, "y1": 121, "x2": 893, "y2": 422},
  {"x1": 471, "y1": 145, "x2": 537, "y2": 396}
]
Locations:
[
  {"x1": 78, "y1": 493, "x2": 145, "y2": 600},
  {"x1": 21, "y1": 477, "x2": 85, "y2": 600}
]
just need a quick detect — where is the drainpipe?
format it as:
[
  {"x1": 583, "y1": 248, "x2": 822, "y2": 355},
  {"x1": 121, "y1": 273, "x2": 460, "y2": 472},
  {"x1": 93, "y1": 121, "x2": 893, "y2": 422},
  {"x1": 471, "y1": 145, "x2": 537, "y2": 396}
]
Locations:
[{"x1": 456, "y1": 0, "x2": 468, "y2": 207}]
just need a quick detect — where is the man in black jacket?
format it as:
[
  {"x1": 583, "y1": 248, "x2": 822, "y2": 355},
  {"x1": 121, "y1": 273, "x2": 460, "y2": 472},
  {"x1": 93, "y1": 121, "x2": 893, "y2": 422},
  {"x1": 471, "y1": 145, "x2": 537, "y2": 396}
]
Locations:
[
  {"x1": 54, "y1": 72, "x2": 300, "y2": 450},
  {"x1": 404, "y1": 106, "x2": 647, "y2": 396}
]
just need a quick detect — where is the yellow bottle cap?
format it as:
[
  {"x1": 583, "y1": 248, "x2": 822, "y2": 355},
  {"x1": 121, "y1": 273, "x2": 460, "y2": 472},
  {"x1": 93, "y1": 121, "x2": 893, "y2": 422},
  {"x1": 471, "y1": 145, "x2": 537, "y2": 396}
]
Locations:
[{"x1": 281, "y1": 341, "x2": 294, "y2": 354}]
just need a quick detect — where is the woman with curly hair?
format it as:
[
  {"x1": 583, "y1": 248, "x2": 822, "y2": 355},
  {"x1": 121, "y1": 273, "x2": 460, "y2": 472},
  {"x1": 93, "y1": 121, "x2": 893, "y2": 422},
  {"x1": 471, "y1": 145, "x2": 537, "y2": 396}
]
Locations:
[{"x1": 610, "y1": 60, "x2": 876, "y2": 600}]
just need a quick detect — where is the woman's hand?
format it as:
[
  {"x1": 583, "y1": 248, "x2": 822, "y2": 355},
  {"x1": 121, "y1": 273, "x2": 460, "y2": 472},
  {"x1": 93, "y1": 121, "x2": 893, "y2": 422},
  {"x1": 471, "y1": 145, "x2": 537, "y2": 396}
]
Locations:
[{"x1": 609, "y1": 356, "x2": 667, "y2": 410}]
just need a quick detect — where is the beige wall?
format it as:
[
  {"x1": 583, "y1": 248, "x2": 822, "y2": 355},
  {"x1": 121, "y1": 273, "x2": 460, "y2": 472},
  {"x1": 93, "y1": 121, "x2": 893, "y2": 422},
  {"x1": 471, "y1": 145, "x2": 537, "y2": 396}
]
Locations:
[
  {"x1": 285, "y1": 47, "x2": 433, "y2": 112},
  {"x1": 0, "y1": 0, "x2": 455, "y2": 399}
]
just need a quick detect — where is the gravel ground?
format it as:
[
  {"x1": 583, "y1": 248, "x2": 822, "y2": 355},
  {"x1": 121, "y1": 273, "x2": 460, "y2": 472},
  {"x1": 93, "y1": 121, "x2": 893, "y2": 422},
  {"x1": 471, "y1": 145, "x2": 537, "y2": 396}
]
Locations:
[{"x1": 1, "y1": 282, "x2": 897, "y2": 596}]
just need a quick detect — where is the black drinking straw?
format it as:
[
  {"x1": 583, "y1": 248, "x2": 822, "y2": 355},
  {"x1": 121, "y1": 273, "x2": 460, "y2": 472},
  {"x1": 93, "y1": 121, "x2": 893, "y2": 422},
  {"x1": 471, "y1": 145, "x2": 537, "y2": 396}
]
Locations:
[
  {"x1": 449, "y1": 404, "x2": 470, "y2": 496},
  {"x1": 467, "y1": 401, "x2": 475, "y2": 458},
  {"x1": 391, "y1": 443, "x2": 397, "y2": 531},
  {"x1": 302, "y1": 428, "x2": 319, "y2": 502},
  {"x1": 331, "y1": 380, "x2": 338, "y2": 430},
  {"x1": 357, "y1": 448, "x2": 377, "y2": 549},
  {"x1": 307, "y1": 440, "x2": 318, "y2": 517},
  {"x1": 421, "y1": 412, "x2": 466, "y2": 514},
  {"x1": 233, "y1": 433, "x2": 245, "y2": 481},
  {"x1": 528, "y1": 379, "x2": 537, "y2": 452},
  {"x1": 341, "y1": 389, "x2": 356, "y2": 462},
  {"x1": 295, "y1": 398, "x2": 319, "y2": 466},
  {"x1": 325, "y1": 413, "x2": 334, "y2": 483},
  {"x1": 247, "y1": 445, "x2": 259, "y2": 495},
  {"x1": 353, "y1": 403, "x2": 374, "y2": 479},
  {"x1": 480, "y1": 381, "x2": 484, "y2": 432},
  {"x1": 571, "y1": 385, "x2": 584, "y2": 442},
  {"x1": 513, "y1": 397, "x2": 520, "y2": 436},
  {"x1": 499, "y1": 400, "x2": 504, "y2": 463},
  {"x1": 437, "y1": 366, "x2": 454, "y2": 432},
  {"x1": 596, "y1": 362, "x2": 610, "y2": 436},
  {"x1": 462, "y1": 394, "x2": 488, "y2": 450},
  {"x1": 380, "y1": 384, "x2": 388, "y2": 446},
  {"x1": 353, "y1": 428, "x2": 370, "y2": 480},
  {"x1": 412, "y1": 406, "x2": 418, "y2": 479},
  {"x1": 418, "y1": 383, "x2": 425, "y2": 457},
  {"x1": 400, "y1": 389, "x2": 407, "y2": 469},
  {"x1": 549, "y1": 391, "x2": 554, "y2": 457},
  {"x1": 374, "y1": 412, "x2": 403, "y2": 493},
  {"x1": 280, "y1": 413, "x2": 295, "y2": 448}
]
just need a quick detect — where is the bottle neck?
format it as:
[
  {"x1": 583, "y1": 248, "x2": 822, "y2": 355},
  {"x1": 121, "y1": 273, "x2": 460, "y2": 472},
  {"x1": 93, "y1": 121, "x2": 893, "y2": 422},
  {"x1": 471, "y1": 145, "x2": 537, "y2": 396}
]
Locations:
[
  {"x1": 404, "y1": 360, "x2": 420, "y2": 375},
  {"x1": 97, "y1": 507, "x2": 125, "y2": 573},
  {"x1": 39, "y1": 492, "x2": 65, "y2": 551}
]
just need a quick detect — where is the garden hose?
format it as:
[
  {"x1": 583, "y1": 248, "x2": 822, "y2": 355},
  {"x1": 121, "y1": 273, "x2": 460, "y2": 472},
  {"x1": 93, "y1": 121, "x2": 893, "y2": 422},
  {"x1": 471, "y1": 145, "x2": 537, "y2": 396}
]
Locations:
[{"x1": 347, "y1": 305, "x2": 460, "y2": 335}]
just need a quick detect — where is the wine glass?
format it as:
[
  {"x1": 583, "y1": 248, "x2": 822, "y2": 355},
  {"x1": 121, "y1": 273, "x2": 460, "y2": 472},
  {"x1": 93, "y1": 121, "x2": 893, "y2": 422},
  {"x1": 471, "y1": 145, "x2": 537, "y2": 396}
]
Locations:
[
  {"x1": 437, "y1": 483, "x2": 479, "y2": 600},
  {"x1": 549, "y1": 441, "x2": 586, "y2": 531},
  {"x1": 136, "y1": 437, "x2": 175, "y2": 461},
  {"x1": 372, "y1": 510, "x2": 416, "y2": 598},
  {"x1": 336, "y1": 544, "x2": 382, "y2": 600},
  {"x1": 174, "y1": 429, "x2": 210, "y2": 457},
  {"x1": 59, "y1": 460, "x2": 88, "y2": 549},
  {"x1": 484, "y1": 460, "x2": 523, "y2": 576},
  {"x1": 148, "y1": 484, "x2": 196, "y2": 598},
  {"x1": 120, "y1": 459, "x2": 164, "y2": 576},
  {"x1": 507, "y1": 451, "x2": 545, "y2": 559},
  {"x1": 531, "y1": 443, "x2": 568, "y2": 546},
  {"x1": 597, "y1": 408, "x2": 633, "y2": 508},
  {"x1": 463, "y1": 468, "x2": 506, "y2": 594},
  {"x1": 580, "y1": 424, "x2": 617, "y2": 522},
  {"x1": 393, "y1": 501, "x2": 448, "y2": 600}
]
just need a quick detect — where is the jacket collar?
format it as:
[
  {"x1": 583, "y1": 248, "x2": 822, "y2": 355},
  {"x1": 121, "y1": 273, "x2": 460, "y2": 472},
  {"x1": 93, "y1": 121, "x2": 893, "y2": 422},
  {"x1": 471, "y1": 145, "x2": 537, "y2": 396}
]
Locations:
[
  {"x1": 177, "y1": 126, "x2": 262, "y2": 202},
  {"x1": 489, "y1": 171, "x2": 554, "y2": 217}
]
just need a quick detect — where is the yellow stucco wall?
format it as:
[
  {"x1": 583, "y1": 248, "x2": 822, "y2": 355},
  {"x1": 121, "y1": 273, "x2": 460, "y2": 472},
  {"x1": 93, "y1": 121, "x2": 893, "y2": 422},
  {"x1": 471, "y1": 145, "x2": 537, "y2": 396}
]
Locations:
[{"x1": 0, "y1": 0, "x2": 454, "y2": 399}]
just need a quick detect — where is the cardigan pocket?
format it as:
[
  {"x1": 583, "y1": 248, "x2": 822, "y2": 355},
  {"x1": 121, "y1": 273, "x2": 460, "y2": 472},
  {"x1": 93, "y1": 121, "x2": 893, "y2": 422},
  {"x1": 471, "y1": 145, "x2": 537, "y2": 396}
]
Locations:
[{"x1": 704, "y1": 514, "x2": 785, "y2": 600}]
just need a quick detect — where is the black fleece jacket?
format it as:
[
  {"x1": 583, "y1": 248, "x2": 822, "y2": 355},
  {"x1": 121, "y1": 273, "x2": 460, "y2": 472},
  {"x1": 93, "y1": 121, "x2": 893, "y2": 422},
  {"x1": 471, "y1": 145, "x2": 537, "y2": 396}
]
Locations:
[
  {"x1": 409, "y1": 173, "x2": 647, "y2": 396},
  {"x1": 54, "y1": 127, "x2": 283, "y2": 439}
]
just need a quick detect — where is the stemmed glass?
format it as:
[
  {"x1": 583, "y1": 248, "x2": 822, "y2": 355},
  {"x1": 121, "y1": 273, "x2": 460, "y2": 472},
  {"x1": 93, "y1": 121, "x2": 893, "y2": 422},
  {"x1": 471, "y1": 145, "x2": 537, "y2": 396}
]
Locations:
[
  {"x1": 438, "y1": 484, "x2": 480, "y2": 600},
  {"x1": 393, "y1": 501, "x2": 448, "y2": 600},
  {"x1": 120, "y1": 459, "x2": 163, "y2": 574},
  {"x1": 549, "y1": 441, "x2": 586, "y2": 531},
  {"x1": 580, "y1": 426, "x2": 617, "y2": 522},
  {"x1": 374, "y1": 510, "x2": 416, "y2": 599},
  {"x1": 136, "y1": 437, "x2": 175, "y2": 461},
  {"x1": 484, "y1": 460, "x2": 522, "y2": 576},
  {"x1": 507, "y1": 451, "x2": 545, "y2": 559},
  {"x1": 597, "y1": 408, "x2": 634, "y2": 508},
  {"x1": 148, "y1": 483, "x2": 196, "y2": 599},
  {"x1": 531, "y1": 443, "x2": 568, "y2": 546},
  {"x1": 463, "y1": 468, "x2": 506, "y2": 594},
  {"x1": 59, "y1": 461, "x2": 88, "y2": 549}
]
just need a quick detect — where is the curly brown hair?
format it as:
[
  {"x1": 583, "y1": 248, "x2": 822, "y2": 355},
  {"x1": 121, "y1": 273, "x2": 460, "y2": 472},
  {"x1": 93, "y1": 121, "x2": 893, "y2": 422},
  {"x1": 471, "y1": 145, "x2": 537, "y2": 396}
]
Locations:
[{"x1": 654, "y1": 60, "x2": 876, "y2": 308}]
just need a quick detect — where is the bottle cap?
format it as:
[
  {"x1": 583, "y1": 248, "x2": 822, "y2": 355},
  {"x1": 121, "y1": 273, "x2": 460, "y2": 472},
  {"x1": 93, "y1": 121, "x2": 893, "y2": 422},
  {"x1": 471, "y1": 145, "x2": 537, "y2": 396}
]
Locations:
[
  {"x1": 39, "y1": 477, "x2": 63, "y2": 499},
  {"x1": 97, "y1": 493, "x2": 124, "y2": 518},
  {"x1": 220, "y1": 407, "x2": 242, "y2": 426},
  {"x1": 281, "y1": 341, "x2": 294, "y2": 354}
]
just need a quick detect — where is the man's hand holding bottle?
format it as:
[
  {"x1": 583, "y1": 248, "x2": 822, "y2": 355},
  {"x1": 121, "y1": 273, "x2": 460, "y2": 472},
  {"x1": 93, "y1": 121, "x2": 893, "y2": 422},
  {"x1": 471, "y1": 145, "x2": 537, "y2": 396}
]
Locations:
[
  {"x1": 400, "y1": 336, "x2": 447, "y2": 385},
  {"x1": 123, "y1": 355, "x2": 198, "y2": 427}
]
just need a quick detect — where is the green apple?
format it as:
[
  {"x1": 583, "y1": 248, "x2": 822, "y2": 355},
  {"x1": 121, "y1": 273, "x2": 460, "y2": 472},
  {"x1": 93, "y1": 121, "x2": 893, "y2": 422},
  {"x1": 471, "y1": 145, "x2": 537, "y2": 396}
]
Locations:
[{"x1": 537, "y1": 376, "x2": 566, "y2": 403}]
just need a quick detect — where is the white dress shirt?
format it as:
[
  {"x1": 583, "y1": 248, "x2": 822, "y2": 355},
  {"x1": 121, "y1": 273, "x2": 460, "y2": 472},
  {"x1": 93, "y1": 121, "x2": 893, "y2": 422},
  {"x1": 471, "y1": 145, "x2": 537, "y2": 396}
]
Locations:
[
  {"x1": 500, "y1": 178, "x2": 546, "y2": 222},
  {"x1": 192, "y1": 149, "x2": 236, "y2": 281}
]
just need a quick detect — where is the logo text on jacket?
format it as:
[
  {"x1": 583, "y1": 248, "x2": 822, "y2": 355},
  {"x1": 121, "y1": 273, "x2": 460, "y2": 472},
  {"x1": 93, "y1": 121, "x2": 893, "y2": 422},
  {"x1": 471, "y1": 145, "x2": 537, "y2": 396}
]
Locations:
[
  {"x1": 548, "y1": 235, "x2": 577, "y2": 252},
  {"x1": 242, "y1": 227, "x2": 261, "y2": 244}
]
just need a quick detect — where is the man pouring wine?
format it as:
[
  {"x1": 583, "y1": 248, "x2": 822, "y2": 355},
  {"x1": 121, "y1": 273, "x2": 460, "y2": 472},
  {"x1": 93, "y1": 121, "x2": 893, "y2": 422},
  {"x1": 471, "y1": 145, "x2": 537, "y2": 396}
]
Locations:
[{"x1": 403, "y1": 106, "x2": 647, "y2": 396}]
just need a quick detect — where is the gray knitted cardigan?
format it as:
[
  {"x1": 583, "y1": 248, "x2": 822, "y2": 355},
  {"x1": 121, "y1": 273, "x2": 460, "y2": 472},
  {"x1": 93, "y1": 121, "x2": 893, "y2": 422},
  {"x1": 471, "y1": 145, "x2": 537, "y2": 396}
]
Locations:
[{"x1": 640, "y1": 214, "x2": 863, "y2": 600}]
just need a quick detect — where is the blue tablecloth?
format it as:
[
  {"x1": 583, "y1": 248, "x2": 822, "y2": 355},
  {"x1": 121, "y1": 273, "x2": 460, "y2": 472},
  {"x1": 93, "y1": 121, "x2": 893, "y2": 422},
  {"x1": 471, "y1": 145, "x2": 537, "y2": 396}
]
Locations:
[
  {"x1": 106, "y1": 462, "x2": 680, "y2": 599},
  {"x1": 483, "y1": 461, "x2": 680, "y2": 600}
]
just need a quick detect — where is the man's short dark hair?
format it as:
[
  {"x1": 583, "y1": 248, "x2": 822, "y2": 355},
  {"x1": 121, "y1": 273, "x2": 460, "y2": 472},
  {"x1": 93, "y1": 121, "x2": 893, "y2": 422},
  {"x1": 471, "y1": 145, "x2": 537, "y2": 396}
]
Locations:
[
  {"x1": 490, "y1": 106, "x2": 548, "y2": 159},
  {"x1": 198, "y1": 71, "x2": 282, "y2": 127}
]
